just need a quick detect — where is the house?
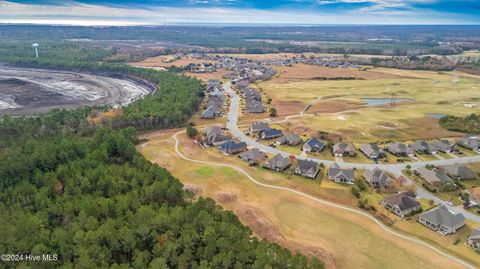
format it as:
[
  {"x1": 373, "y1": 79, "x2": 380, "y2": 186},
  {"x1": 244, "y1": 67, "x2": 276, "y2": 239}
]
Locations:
[
  {"x1": 386, "y1": 142, "x2": 415, "y2": 157},
  {"x1": 415, "y1": 167, "x2": 453, "y2": 187},
  {"x1": 259, "y1": 128, "x2": 283, "y2": 140},
  {"x1": 245, "y1": 101, "x2": 266, "y2": 113},
  {"x1": 418, "y1": 205, "x2": 465, "y2": 235},
  {"x1": 411, "y1": 140, "x2": 438, "y2": 155},
  {"x1": 328, "y1": 164, "x2": 355, "y2": 184},
  {"x1": 277, "y1": 134, "x2": 302, "y2": 146},
  {"x1": 294, "y1": 160, "x2": 320, "y2": 179},
  {"x1": 382, "y1": 191, "x2": 421, "y2": 217},
  {"x1": 467, "y1": 229, "x2": 480, "y2": 251},
  {"x1": 440, "y1": 164, "x2": 477, "y2": 180},
  {"x1": 220, "y1": 140, "x2": 247, "y2": 155},
  {"x1": 201, "y1": 105, "x2": 219, "y2": 119},
  {"x1": 364, "y1": 168, "x2": 394, "y2": 188},
  {"x1": 332, "y1": 143, "x2": 356, "y2": 157},
  {"x1": 250, "y1": 121, "x2": 269, "y2": 133},
  {"x1": 457, "y1": 137, "x2": 480, "y2": 151},
  {"x1": 204, "y1": 127, "x2": 231, "y2": 146},
  {"x1": 432, "y1": 139, "x2": 456, "y2": 153},
  {"x1": 239, "y1": 148, "x2": 266, "y2": 165},
  {"x1": 302, "y1": 138, "x2": 325, "y2": 153},
  {"x1": 468, "y1": 187, "x2": 480, "y2": 204},
  {"x1": 360, "y1": 143, "x2": 385, "y2": 159},
  {"x1": 264, "y1": 154, "x2": 291, "y2": 171}
]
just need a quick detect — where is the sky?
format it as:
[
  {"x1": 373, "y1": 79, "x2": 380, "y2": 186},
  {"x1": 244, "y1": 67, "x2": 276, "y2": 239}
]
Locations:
[{"x1": 0, "y1": 0, "x2": 479, "y2": 26}]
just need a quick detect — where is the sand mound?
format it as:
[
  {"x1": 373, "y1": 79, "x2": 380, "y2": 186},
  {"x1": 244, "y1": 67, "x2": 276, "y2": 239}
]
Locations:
[{"x1": 215, "y1": 192, "x2": 238, "y2": 203}]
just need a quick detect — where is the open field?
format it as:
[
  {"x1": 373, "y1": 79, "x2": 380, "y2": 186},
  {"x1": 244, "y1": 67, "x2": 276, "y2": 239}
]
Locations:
[
  {"x1": 138, "y1": 129, "x2": 480, "y2": 268},
  {"x1": 133, "y1": 55, "x2": 216, "y2": 68},
  {"x1": 0, "y1": 67, "x2": 151, "y2": 116},
  {"x1": 257, "y1": 66, "x2": 480, "y2": 142}
]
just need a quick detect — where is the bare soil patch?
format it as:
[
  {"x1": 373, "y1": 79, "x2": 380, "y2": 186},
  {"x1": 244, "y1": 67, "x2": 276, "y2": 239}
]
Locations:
[
  {"x1": 134, "y1": 56, "x2": 216, "y2": 68},
  {"x1": 273, "y1": 100, "x2": 307, "y2": 116},
  {"x1": 183, "y1": 184, "x2": 203, "y2": 195},
  {"x1": 214, "y1": 192, "x2": 238, "y2": 203},
  {"x1": 271, "y1": 64, "x2": 403, "y2": 83}
]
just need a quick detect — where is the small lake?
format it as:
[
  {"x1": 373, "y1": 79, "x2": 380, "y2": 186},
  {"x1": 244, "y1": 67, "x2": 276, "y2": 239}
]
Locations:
[
  {"x1": 362, "y1": 98, "x2": 415, "y2": 107},
  {"x1": 426, "y1": 113, "x2": 447, "y2": 119}
]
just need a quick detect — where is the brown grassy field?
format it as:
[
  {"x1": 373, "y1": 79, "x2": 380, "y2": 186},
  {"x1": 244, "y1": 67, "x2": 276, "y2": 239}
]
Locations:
[
  {"x1": 137, "y1": 129, "x2": 480, "y2": 268},
  {"x1": 133, "y1": 55, "x2": 216, "y2": 68}
]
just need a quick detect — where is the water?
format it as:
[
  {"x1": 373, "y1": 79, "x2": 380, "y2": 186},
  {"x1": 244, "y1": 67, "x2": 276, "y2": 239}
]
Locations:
[
  {"x1": 427, "y1": 113, "x2": 447, "y2": 119},
  {"x1": 362, "y1": 98, "x2": 415, "y2": 107}
]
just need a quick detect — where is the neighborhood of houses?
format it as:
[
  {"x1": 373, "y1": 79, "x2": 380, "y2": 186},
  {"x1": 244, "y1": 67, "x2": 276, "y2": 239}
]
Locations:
[{"x1": 201, "y1": 122, "x2": 480, "y2": 248}]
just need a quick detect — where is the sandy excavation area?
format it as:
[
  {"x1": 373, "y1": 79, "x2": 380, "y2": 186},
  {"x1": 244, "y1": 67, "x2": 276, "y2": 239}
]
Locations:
[{"x1": 0, "y1": 67, "x2": 152, "y2": 116}]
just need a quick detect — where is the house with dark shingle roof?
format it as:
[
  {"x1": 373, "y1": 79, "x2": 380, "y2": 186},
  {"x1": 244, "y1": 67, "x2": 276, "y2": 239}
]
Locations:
[
  {"x1": 411, "y1": 140, "x2": 438, "y2": 155},
  {"x1": 201, "y1": 105, "x2": 219, "y2": 119},
  {"x1": 264, "y1": 154, "x2": 291, "y2": 171},
  {"x1": 382, "y1": 191, "x2": 421, "y2": 217},
  {"x1": 364, "y1": 168, "x2": 394, "y2": 188},
  {"x1": 259, "y1": 128, "x2": 283, "y2": 140},
  {"x1": 457, "y1": 137, "x2": 480, "y2": 151},
  {"x1": 250, "y1": 121, "x2": 269, "y2": 133},
  {"x1": 332, "y1": 143, "x2": 356, "y2": 157},
  {"x1": 467, "y1": 229, "x2": 480, "y2": 251},
  {"x1": 220, "y1": 140, "x2": 247, "y2": 155},
  {"x1": 302, "y1": 138, "x2": 325, "y2": 153},
  {"x1": 386, "y1": 142, "x2": 415, "y2": 157},
  {"x1": 432, "y1": 139, "x2": 456, "y2": 153},
  {"x1": 295, "y1": 160, "x2": 320, "y2": 179},
  {"x1": 204, "y1": 126, "x2": 231, "y2": 146},
  {"x1": 440, "y1": 163, "x2": 477, "y2": 180},
  {"x1": 239, "y1": 148, "x2": 266, "y2": 165},
  {"x1": 278, "y1": 134, "x2": 302, "y2": 146},
  {"x1": 328, "y1": 164, "x2": 355, "y2": 184},
  {"x1": 415, "y1": 167, "x2": 453, "y2": 187},
  {"x1": 418, "y1": 205, "x2": 465, "y2": 235},
  {"x1": 360, "y1": 143, "x2": 385, "y2": 160}
]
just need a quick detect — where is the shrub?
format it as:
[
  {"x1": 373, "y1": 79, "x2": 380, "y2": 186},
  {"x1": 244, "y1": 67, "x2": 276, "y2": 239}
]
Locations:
[{"x1": 352, "y1": 187, "x2": 360, "y2": 198}]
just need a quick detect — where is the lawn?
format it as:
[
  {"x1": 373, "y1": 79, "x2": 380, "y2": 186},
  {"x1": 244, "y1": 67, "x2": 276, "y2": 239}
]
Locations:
[
  {"x1": 138, "y1": 129, "x2": 480, "y2": 268},
  {"x1": 258, "y1": 67, "x2": 480, "y2": 142}
]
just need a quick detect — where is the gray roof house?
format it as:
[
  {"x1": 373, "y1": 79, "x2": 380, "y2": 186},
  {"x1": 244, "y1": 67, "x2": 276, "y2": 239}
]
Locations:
[
  {"x1": 328, "y1": 164, "x2": 355, "y2": 184},
  {"x1": 204, "y1": 127, "x2": 231, "y2": 146},
  {"x1": 250, "y1": 121, "x2": 269, "y2": 133},
  {"x1": 418, "y1": 205, "x2": 465, "y2": 235},
  {"x1": 386, "y1": 142, "x2": 415, "y2": 157},
  {"x1": 239, "y1": 148, "x2": 266, "y2": 165},
  {"x1": 220, "y1": 140, "x2": 247, "y2": 155},
  {"x1": 259, "y1": 128, "x2": 283, "y2": 140},
  {"x1": 294, "y1": 160, "x2": 320, "y2": 179},
  {"x1": 332, "y1": 143, "x2": 356, "y2": 157},
  {"x1": 415, "y1": 167, "x2": 453, "y2": 187},
  {"x1": 457, "y1": 137, "x2": 480, "y2": 151},
  {"x1": 411, "y1": 140, "x2": 438, "y2": 155},
  {"x1": 201, "y1": 105, "x2": 219, "y2": 119},
  {"x1": 302, "y1": 138, "x2": 326, "y2": 153},
  {"x1": 364, "y1": 168, "x2": 394, "y2": 188},
  {"x1": 432, "y1": 139, "x2": 456, "y2": 153},
  {"x1": 360, "y1": 143, "x2": 385, "y2": 159},
  {"x1": 382, "y1": 191, "x2": 421, "y2": 218},
  {"x1": 440, "y1": 164, "x2": 477, "y2": 180},
  {"x1": 264, "y1": 154, "x2": 291, "y2": 171},
  {"x1": 277, "y1": 134, "x2": 302, "y2": 146},
  {"x1": 467, "y1": 229, "x2": 480, "y2": 251}
]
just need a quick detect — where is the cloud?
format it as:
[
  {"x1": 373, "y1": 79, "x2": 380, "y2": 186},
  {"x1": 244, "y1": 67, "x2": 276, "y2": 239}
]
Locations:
[{"x1": 0, "y1": 0, "x2": 478, "y2": 25}]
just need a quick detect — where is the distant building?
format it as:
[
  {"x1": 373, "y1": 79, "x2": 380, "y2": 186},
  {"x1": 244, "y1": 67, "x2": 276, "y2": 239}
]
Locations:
[
  {"x1": 332, "y1": 143, "x2": 356, "y2": 157},
  {"x1": 250, "y1": 122, "x2": 269, "y2": 133},
  {"x1": 440, "y1": 163, "x2": 477, "y2": 180},
  {"x1": 411, "y1": 140, "x2": 438, "y2": 155},
  {"x1": 264, "y1": 154, "x2": 291, "y2": 171},
  {"x1": 204, "y1": 126, "x2": 231, "y2": 146},
  {"x1": 457, "y1": 137, "x2": 480, "y2": 152},
  {"x1": 431, "y1": 139, "x2": 456, "y2": 153},
  {"x1": 278, "y1": 134, "x2": 302, "y2": 146},
  {"x1": 220, "y1": 140, "x2": 247, "y2": 155},
  {"x1": 239, "y1": 148, "x2": 266, "y2": 165},
  {"x1": 467, "y1": 229, "x2": 480, "y2": 251},
  {"x1": 364, "y1": 168, "x2": 394, "y2": 188},
  {"x1": 259, "y1": 128, "x2": 283, "y2": 140},
  {"x1": 360, "y1": 143, "x2": 385, "y2": 159},
  {"x1": 386, "y1": 142, "x2": 415, "y2": 157},
  {"x1": 415, "y1": 167, "x2": 453, "y2": 187},
  {"x1": 302, "y1": 138, "x2": 325, "y2": 153}
]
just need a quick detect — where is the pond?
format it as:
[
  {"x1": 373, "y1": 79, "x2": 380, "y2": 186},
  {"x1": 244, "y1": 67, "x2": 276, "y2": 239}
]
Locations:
[
  {"x1": 362, "y1": 98, "x2": 415, "y2": 107},
  {"x1": 426, "y1": 113, "x2": 447, "y2": 119}
]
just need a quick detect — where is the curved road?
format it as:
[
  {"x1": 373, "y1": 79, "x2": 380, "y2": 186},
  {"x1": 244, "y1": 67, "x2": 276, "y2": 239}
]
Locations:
[
  {"x1": 173, "y1": 130, "x2": 476, "y2": 269},
  {"x1": 223, "y1": 81, "x2": 480, "y2": 223}
]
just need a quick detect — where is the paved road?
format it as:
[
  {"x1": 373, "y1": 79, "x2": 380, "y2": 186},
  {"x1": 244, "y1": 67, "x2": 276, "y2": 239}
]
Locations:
[
  {"x1": 224, "y1": 81, "x2": 480, "y2": 223},
  {"x1": 173, "y1": 131, "x2": 476, "y2": 269}
]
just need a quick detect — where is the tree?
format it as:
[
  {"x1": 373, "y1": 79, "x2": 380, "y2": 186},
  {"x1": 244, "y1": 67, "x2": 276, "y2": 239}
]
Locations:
[
  {"x1": 186, "y1": 124, "x2": 198, "y2": 138},
  {"x1": 269, "y1": 108, "x2": 277, "y2": 117}
]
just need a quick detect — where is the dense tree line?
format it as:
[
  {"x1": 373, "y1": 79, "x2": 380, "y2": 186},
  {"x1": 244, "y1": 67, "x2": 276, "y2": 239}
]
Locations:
[
  {"x1": 439, "y1": 114, "x2": 480, "y2": 134},
  {"x1": 0, "y1": 125, "x2": 323, "y2": 268}
]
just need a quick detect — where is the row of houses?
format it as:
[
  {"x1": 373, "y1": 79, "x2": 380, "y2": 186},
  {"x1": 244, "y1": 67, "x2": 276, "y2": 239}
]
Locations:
[
  {"x1": 201, "y1": 80, "x2": 225, "y2": 119},
  {"x1": 414, "y1": 163, "x2": 477, "y2": 189},
  {"x1": 239, "y1": 87, "x2": 266, "y2": 114}
]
